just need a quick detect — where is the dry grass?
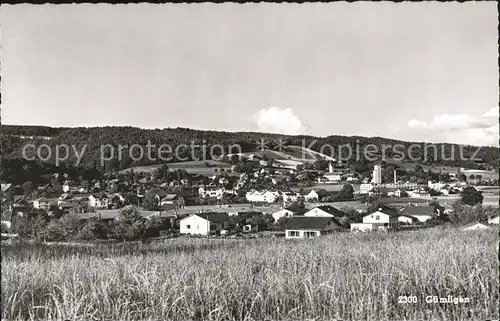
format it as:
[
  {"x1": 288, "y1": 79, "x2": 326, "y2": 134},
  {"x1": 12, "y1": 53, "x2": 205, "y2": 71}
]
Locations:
[{"x1": 1, "y1": 228, "x2": 498, "y2": 321}]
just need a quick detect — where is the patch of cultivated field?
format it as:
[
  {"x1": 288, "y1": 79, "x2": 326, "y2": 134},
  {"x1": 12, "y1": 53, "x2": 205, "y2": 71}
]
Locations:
[
  {"x1": 386, "y1": 160, "x2": 499, "y2": 179},
  {"x1": 2, "y1": 229, "x2": 497, "y2": 321},
  {"x1": 119, "y1": 160, "x2": 233, "y2": 176}
]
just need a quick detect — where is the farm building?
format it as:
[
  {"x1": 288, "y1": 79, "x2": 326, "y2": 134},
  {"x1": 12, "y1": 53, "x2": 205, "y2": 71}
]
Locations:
[
  {"x1": 284, "y1": 216, "x2": 344, "y2": 239},
  {"x1": 179, "y1": 212, "x2": 229, "y2": 236}
]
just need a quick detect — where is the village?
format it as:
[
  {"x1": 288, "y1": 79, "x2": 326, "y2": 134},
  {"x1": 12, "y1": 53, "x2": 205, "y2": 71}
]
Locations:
[{"x1": 1, "y1": 154, "x2": 498, "y2": 241}]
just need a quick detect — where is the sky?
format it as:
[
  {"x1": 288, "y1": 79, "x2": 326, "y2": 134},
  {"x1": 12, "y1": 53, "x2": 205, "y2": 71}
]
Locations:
[{"x1": 1, "y1": 3, "x2": 498, "y2": 146}]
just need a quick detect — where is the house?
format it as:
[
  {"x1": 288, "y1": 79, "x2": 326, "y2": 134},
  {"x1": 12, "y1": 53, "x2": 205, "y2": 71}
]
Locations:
[
  {"x1": 1, "y1": 183, "x2": 12, "y2": 191},
  {"x1": 304, "y1": 190, "x2": 319, "y2": 202},
  {"x1": 360, "y1": 183, "x2": 374, "y2": 195},
  {"x1": 33, "y1": 198, "x2": 53, "y2": 211},
  {"x1": 1, "y1": 210, "x2": 13, "y2": 230},
  {"x1": 284, "y1": 216, "x2": 344, "y2": 239},
  {"x1": 58, "y1": 200, "x2": 86, "y2": 213},
  {"x1": 58, "y1": 193, "x2": 76, "y2": 206},
  {"x1": 160, "y1": 194, "x2": 185, "y2": 207},
  {"x1": 399, "y1": 206, "x2": 436, "y2": 223},
  {"x1": 407, "y1": 190, "x2": 431, "y2": 199},
  {"x1": 369, "y1": 187, "x2": 402, "y2": 198},
  {"x1": 281, "y1": 192, "x2": 300, "y2": 204},
  {"x1": 199, "y1": 187, "x2": 236, "y2": 200},
  {"x1": 397, "y1": 215, "x2": 417, "y2": 224},
  {"x1": 428, "y1": 181, "x2": 448, "y2": 192},
  {"x1": 246, "y1": 190, "x2": 279, "y2": 203},
  {"x1": 350, "y1": 207, "x2": 400, "y2": 232},
  {"x1": 318, "y1": 173, "x2": 342, "y2": 183},
  {"x1": 487, "y1": 214, "x2": 499, "y2": 225},
  {"x1": 107, "y1": 193, "x2": 125, "y2": 209},
  {"x1": 461, "y1": 222, "x2": 492, "y2": 231},
  {"x1": 88, "y1": 194, "x2": 110, "y2": 209},
  {"x1": 304, "y1": 205, "x2": 346, "y2": 218},
  {"x1": 179, "y1": 212, "x2": 229, "y2": 236},
  {"x1": 272, "y1": 208, "x2": 295, "y2": 222},
  {"x1": 439, "y1": 186, "x2": 451, "y2": 195}
]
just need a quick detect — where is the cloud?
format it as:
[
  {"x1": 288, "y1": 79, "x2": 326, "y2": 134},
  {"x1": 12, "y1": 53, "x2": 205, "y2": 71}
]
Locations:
[
  {"x1": 407, "y1": 108, "x2": 499, "y2": 146},
  {"x1": 408, "y1": 119, "x2": 428, "y2": 129},
  {"x1": 482, "y1": 107, "x2": 499, "y2": 118},
  {"x1": 408, "y1": 112, "x2": 495, "y2": 131},
  {"x1": 252, "y1": 106, "x2": 309, "y2": 135}
]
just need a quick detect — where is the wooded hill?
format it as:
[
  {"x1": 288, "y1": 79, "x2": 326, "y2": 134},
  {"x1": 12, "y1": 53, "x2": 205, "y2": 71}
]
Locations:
[{"x1": 1, "y1": 125, "x2": 498, "y2": 172}]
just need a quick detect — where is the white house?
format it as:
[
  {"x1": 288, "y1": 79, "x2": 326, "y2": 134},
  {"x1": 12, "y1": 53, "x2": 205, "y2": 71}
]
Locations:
[
  {"x1": 160, "y1": 194, "x2": 185, "y2": 207},
  {"x1": 58, "y1": 193, "x2": 75, "y2": 206},
  {"x1": 360, "y1": 183, "x2": 374, "y2": 195},
  {"x1": 179, "y1": 213, "x2": 229, "y2": 236},
  {"x1": 33, "y1": 198, "x2": 53, "y2": 211},
  {"x1": 284, "y1": 216, "x2": 344, "y2": 239},
  {"x1": 246, "y1": 191, "x2": 279, "y2": 203},
  {"x1": 428, "y1": 181, "x2": 447, "y2": 192},
  {"x1": 318, "y1": 173, "x2": 342, "y2": 183},
  {"x1": 397, "y1": 215, "x2": 415, "y2": 224},
  {"x1": 350, "y1": 208, "x2": 399, "y2": 232},
  {"x1": 271, "y1": 208, "x2": 295, "y2": 222},
  {"x1": 487, "y1": 214, "x2": 499, "y2": 225},
  {"x1": 88, "y1": 195, "x2": 109, "y2": 209},
  {"x1": 304, "y1": 205, "x2": 345, "y2": 218},
  {"x1": 304, "y1": 190, "x2": 319, "y2": 202},
  {"x1": 281, "y1": 192, "x2": 300, "y2": 204}
]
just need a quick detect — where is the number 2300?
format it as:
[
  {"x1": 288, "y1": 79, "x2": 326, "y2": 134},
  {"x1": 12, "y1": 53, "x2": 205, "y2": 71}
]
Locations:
[{"x1": 398, "y1": 296, "x2": 417, "y2": 303}]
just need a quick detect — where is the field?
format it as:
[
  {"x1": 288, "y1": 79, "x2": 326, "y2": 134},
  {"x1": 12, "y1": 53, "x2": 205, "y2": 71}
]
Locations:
[
  {"x1": 385, "y1": 159, "x2": 499, "y2": 180},
  {"x1": 118, "y1": 160, "x2": 234, "y2": 176},
  {"x1": 2, "y1": 229, "x2": 498, "y2": 321}
]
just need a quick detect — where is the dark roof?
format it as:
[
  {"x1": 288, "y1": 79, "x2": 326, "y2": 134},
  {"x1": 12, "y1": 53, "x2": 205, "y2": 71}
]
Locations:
[
  {"x1": 285, "y1": 216, "x2": 344, "y2": 231},
  {"x1": 196, "y1": 212, "x2": 229, "y2": 223},
  {"x1": 237, "y1": 211, "x2": 262, "y2": 219},
  {"x1": 371, "y1": 206, "x2": 400, "y2": 217},
  {"x1": 315, "y1": 205, "x2": 346, "y2": 217},
  {"x1": 401, "y1": 206, "x2": 436, "y2": 216},
  {"x1": 285, "y1": 206, "x2": 307, "y2": 215}
]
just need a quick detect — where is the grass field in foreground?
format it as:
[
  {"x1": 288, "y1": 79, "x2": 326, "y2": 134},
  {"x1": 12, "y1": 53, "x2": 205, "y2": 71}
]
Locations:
[{"x1": 1, "y1": 229, "x2": 498, "y2": 321}]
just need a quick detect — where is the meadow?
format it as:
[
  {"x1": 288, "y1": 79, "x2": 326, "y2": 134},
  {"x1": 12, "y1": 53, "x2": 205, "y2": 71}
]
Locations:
[
  {"x1": 1, "y1": 228, "x2": 498, "y2": 321},
  {"x1": 118, "y1": 160, "x2": 234, "y2": 176}
]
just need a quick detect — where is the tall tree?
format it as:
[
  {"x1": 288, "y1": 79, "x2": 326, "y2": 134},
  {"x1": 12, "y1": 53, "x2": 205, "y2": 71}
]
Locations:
[{"x1": 461, "y1": 187, "x2": 483, "y2": 206}]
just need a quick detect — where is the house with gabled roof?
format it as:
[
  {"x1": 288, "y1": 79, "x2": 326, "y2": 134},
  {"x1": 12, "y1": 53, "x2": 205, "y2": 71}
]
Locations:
[
  {"x1": 33, "y1": 198, "x2": 56, "y2": 211},
  {"x1": 400, "y1": 205, "x2": 436, "y2": 223},
  {"x1": 487, "y1": 213, "x2": 499, "y2": 225},
  {"x1": 284, "y1": 216, "x2": 344, "y2": 239},
  {"x1": 350, "y1": 207, "x2": 400, "y2": 232},
  {"x1": 179, "y1": 212, "x2": 229, "y2": 236},
  {"x1": 160, "y1": 194, "x2": 185, "y2": 207},
  {"x1": 304, "y1": 205, "x2": 346, "y2": 218}
]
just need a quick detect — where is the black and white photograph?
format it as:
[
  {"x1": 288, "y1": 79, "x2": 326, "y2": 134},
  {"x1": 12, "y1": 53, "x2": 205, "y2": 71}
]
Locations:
[{"x1": 0, "y1": 2, "x2": 498, "y2": 321}]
